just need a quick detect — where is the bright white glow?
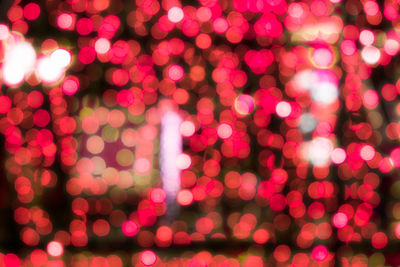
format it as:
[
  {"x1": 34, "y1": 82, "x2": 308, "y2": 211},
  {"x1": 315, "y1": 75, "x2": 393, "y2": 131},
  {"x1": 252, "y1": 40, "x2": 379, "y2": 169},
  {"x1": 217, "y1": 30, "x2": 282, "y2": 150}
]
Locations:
[
  {"x1": 161, "y1": 112, "x2": 182, "y2": 203},
  {"x1": 95, "y1": 38, "x2": 111, "y2": 54},
  {"x1": 276, "y1": 101, "x2": 292, "y2": 118},
  {"x1": 294, "y1": 70, "x2": 338, "y2": 104},
  {"x1": 0, "y1": 24, "x2": 9, "y2": 40},
  {"x1": 293, "y1": 69, "x2": 313, "y2": 91},
  {"x1": 36, "y1": 56, "x2": 65, "y2": 84},
  {"x1": 51, "y1": 49, "x2": 72, "y2": 68},
  {"x1": 2, "y1": 64, "x2": 25, "y2": 86},
  {"x1": 361, "y1": 46, "x2": 381, "y2": 65},
  {"x1": 47, "y1": 241, "x2": 64, "y2": 257},
  {"x1": 168, "y1": 7, "x2": 184, "y2": 23},
  {"x1": 2, "y1": 41, "x2": 36, "y2": 86},
  {"x1": 299, "y1": 113, "x2": 317, "y2": 133},
  {"x1": 180, "y1": 121, "x2": 195, "y2": 137},
  {"x1": 331, "y1": 147, "x2": 346, "y2": 164},
  {"x1": 310, "y1": 81, "x2": 338, "y2": 104},
  {"x1": 307, "y1": 137, "x2": 333, "y2": 166},
  {"x1": 176, "y1": 153, "x2": 191, "y2": 169}
]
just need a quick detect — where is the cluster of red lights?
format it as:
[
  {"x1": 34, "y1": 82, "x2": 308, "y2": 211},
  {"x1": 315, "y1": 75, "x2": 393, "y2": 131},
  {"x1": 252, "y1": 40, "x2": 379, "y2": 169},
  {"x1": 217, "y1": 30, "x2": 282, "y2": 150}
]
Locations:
[{"x1": 1, "y1": 0, "x2": 400, "y2": 265}]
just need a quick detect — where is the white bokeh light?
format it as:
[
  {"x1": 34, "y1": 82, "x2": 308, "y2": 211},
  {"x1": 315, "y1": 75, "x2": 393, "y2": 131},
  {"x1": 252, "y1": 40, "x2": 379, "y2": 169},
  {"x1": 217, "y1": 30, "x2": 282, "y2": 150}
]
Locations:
[
  {"x1": 307, "y1": 137, "x2": 333, "y2": 166},
  {"x1": 361, "y1": 46, "x2": 381, "y2": 65},
  {"x1": 0, "y1": 24, "x2": 9, "y2": 40},
  {"x1": 51, "y1": 49, "x2": 72, "y2": 68},
  {"x1": 2, "y1": 41, "x2": 36, "y2": 86},
  {"x1": 310, "y1": 81, "x2": 338, "y2": 104},
  {"x1": 294, "y1": 69, "x2": 338, "y2": 104},
  {"x1": 36, "y1": 56, "x2": 65, "y2": 84},
  {"x1": 168, "y1": 7, "x2": 184, "y2": 23}
]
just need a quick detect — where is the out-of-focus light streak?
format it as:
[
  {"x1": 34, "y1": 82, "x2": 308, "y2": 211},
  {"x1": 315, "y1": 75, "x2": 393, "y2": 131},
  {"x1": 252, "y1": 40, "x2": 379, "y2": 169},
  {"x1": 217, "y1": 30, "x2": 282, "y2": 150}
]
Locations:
[{"x1": 160, "y1": 112, "x2": 182, "y2": 205}]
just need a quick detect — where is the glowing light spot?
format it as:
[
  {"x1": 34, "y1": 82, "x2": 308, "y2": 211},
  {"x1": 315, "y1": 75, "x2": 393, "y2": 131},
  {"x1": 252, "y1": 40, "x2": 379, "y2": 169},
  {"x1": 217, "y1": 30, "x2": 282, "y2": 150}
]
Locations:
[
  {"x1": 371, "y1": 232, "x2": 388, "y2": 249},
  {"x1": 0, "y1": 24, "x2": 9, "y2": 40},
  {"x1": 176, "y1": 153, "x2": 191, "y2": 169},
  {"x1": 363, "y1": 89, "x2": 379, "y2": 108},
  {"x1": 0, "y1": 96, "x2": 11, "y2": 113},
  {"x1": 310, "y1": 81, "x2": 338, "y2": 104},
  {"x1": 36, "y1": 56, "x2": 65, "y2": 84},
  {"x1": 57, "y1": 13, "x2": 73, "y2": 29},
  {"x1": 360, "y1": 145, "x2": 375, "y2": 161},
  {"x1": 276, "y1": 101, "x2": 292, "y2": 118},
  {"x1": 384, "y1": 39, "x2": 399, "y2": 56},
  {"x1": 332, "y1": 212, "x2": 348, "y2": 228},
  {"x1": 86, "y1": 135, "x2": 104, "y2": 154},
  {"x1": 23, "y1": 3, "x2": 41, "y2": 21},
  {"x1": 341, "y1": 40, "x2": 356, "y2": 56},
  {"x1": 51, "y1": 49, "x2": 72, "y2": 68},
  {"x1": 2, "y1": 64, "x2": 24, "y2": 86},
  {"x1": 95, "y1": 38, "x2": 111, "y2": 54},
  {"x1": 395, "y1": 224, "x2": 400, "y2": 238},
  {"x1": 156, "y1": 226, "x2": 173, "y2": 242},
  {"x1": 213, "y1": 17, "x2": 229, "y2": 33},
  {"x1": 312, "y1": 245, "x2": 328, "y2": 261},
  {"x1": 76, "y1": 18, "x2": 93, "y2": 35},
  {"x1": 331, "y1": 148, "x2": 346, "y2": 164},
  {"x1": 78, "y1": 46, "x2": 96, "y2": 64},
  {"x1": 122, "y1": 221, "x2": 139, "y2": 236},
  {"x1": 62, "y1": 76, "x2": 79, "y2": 95},
  {"x1": 307, "y1": 137, "x2": 333, "y2": 166},
  {"x1": 361, "y1": 46, "x2": 380, "y2": 65},
  {"x1": 180, "y1": 121, "x2": 195, "y2": 137},
  {"x1": 364, "y1": 1, "x2": 379, "y2": 16},
  {"x1": 177, "y1": 189, "x2": 193, "y2": 206},
  {"x1": 359, "y1": 30, "x2": 375, "y2": 46},
  {"x1": 196, "y1": 217, "x2": 214, "y2": 234},
  {"x1": 390, "y1": 147, "x2": 400, "y2": 168},
  {"x1": 3, "y1": 41, "x2": 36, "y2": 86},
  {"x1": 253, "y1": 229, "x2": 269, "y2": 244},
  {"x1": 289, "y1": 3, "x2": 304, "y2": 18},
  {"x1": 312, "y1": 47, "x2": 334, "y2": 68},
  {"x1": 234, "y1": 94, "x2": 255, "y2": 115},
  {"x1": 150, "y1": 188, "x2": 166, "y2": 203},
  {"x1": 4, "y1": 254, "x2": 20, "y2": 267},
  {"x1": 161, "y1": 112, "x2": 182, "y2": 202},
  {"x1": 168, "y1": 7, "x2": 184, "y2": 23},
  {"x1": 217, "y1": 123, "x2": 233, "y2": 139},
  {"x1": 134, "y1": 158, "x2": 151, "y2": 174},
  {"x1": 140, "y1": 250, "x2": 157, "y2": 266},
  {"x1": 197, "y1": 7, "x2": 212, "y2": 22},
  {"x1": 168, "y1": 64, "x2": 184, "y2": 81},
  {"x1": 273, "y1": 245, "x2": 291, "y2": 263},
  {"x1": 47, "y1": 241, "x2": 63, "y2": 257}
]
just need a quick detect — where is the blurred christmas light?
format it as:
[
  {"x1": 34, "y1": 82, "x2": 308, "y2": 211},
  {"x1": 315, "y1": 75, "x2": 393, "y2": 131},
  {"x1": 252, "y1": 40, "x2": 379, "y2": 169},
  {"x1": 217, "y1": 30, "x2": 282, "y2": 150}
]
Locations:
[
  {"x1": 46, "y1": 241, "x2": 63, "y2": 257},
  {"x1": 0, "y1": 0, "x2": 400, "y2": 265},
  {"x1": 2, "y1": 41, "x2": 36, "y2": 86},
  {"x1": 160, "y1": 112, "x2": 182, "y2": 204}
]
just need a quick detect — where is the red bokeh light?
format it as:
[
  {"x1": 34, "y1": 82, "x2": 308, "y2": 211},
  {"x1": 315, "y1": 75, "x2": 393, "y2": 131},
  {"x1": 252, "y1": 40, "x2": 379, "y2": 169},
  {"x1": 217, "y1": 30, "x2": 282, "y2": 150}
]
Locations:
[
  {"x1": 312, "y1": 245, "x2": 328, "y2": 261},
  {"x1": 23, "y1": 3, "x2": 40, "y2": 21},
  {"x1": 333, "y1": 212, "x2": 348, "y2": 228},
  {"x1": 122, "y1": 221, "x2": 139, "y2": 237}
]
